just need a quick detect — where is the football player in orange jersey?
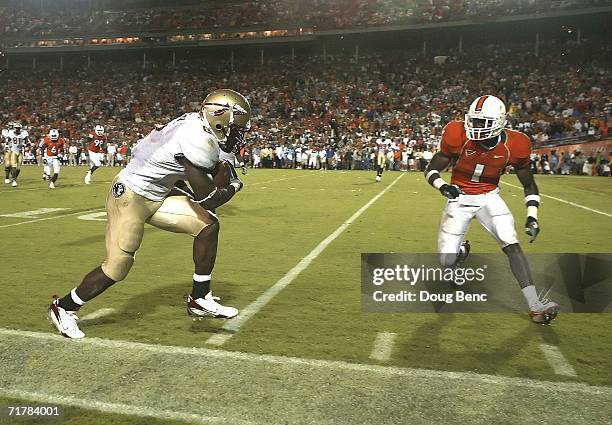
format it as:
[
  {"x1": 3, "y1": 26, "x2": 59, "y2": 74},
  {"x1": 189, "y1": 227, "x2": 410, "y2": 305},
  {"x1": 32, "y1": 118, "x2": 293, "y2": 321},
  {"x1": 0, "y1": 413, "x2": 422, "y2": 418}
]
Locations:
[
  {"x1": 425, "y1": 95, "x2": 558, "y2": 324},
  {"x1": 42, "y1": 129, "x2": 65, "y2": 189},
  {"x1": 84, "y1": 125, "x2": 107, "y2": 184}
]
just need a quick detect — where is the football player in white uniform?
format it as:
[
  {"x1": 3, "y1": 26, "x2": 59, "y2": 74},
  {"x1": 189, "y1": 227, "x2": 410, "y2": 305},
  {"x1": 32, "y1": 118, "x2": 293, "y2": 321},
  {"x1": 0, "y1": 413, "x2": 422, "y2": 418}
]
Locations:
[
  {"x1": 375, "y1": 136, "x2": 390, "y2": 182},
  {"x1": 2, "y1": 122, "x2": 13, "y2": 183},
  {"x1": 7, "y1": 122, "x2": 29, "y2": 187},
  {"x1": 49, "y1": 89, "x2": 251, "y2": 338}
]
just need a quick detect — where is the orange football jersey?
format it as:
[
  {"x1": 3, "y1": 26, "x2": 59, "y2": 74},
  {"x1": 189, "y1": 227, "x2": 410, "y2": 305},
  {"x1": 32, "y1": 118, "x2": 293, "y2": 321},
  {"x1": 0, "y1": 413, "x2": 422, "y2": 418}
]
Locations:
[
  {"x1": 87, "y1": 133, "x2": 107, "y2": 153},
  {"x1": 440, "y1": 120, "x2": 531, "y2": 195},
  {"x1": 43, "y1": 136, "x2": 65, "y2": 157}
]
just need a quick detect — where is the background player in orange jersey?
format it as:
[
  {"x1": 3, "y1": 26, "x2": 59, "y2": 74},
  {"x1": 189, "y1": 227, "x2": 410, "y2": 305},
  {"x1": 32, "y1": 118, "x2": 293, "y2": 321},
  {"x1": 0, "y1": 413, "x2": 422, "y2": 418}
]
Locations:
[
  {"x1": 42, "y1": 129, "x2": 65, "y2": 189},
  {"x1": 425, "y1": 95, "x2": 558, "y2": 324},
  {"x1": 84, "y1": 124, "x2": 107, "y2": 184}
]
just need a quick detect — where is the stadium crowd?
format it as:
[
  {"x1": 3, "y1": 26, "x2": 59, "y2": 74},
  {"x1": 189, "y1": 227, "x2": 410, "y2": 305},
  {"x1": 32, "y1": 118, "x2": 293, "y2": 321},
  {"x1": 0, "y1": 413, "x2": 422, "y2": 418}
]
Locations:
[
  {"x1": 1, "y1": 38, "x2": 610, "y2": 176},
  {"x1": 1, "y1": 0, "x2": 609, "y2": 37}
]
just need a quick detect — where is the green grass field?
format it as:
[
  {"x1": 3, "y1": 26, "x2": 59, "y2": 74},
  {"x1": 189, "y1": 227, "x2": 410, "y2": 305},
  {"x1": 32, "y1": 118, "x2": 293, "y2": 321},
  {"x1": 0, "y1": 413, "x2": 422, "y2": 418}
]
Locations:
[{"x1": 0, "y1": 166, "x2": 611, "y2": 424}]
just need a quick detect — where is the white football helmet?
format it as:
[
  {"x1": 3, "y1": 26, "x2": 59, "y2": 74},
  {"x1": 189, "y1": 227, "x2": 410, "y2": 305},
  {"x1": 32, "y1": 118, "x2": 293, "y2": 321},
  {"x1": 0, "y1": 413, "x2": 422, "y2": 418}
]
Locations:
[
  {"x1": 464, "y1": 95, "x2": 507, "y2": 144},
  {"x1": 49, "y1": 129, "x2": 59, "y2": 141},
  {"x1": 94, "y1": 125, "x2": 105, "y2": 136}
]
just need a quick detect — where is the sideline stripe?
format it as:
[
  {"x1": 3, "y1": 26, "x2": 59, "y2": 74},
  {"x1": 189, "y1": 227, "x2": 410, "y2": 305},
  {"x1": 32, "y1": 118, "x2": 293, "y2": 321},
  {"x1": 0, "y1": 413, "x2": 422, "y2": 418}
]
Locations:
[
  {"x1": 0, "y1": 327, "x2": 608, "y2": 396},
  {"x1": 369, "y1": 332, "x2": 397, "y2": 362},
  {"x1": 540, "y1": 344, "x2": 578, "y2": 377},
  {"x1": 0, "y1": 388, "x2": 244, "y2": 425},
  {"x1": 0, "y1": 208, "x2": 104, "y2": 229},
  {"x1": 81, "y1": 308, "x2": 116, "y2": 321},
  {"x1": 206, "y1": 173, "x2": 405, "y2": 346},
  {"x1": 500, "y1": 181, "x2": 612, "y2": 218}
]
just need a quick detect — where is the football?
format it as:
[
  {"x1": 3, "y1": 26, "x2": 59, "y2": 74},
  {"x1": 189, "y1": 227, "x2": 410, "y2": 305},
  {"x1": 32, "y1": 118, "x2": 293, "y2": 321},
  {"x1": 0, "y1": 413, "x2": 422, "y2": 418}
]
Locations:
[{"x1": 213, "y1": 160, "x2": 232, "y2": 187}]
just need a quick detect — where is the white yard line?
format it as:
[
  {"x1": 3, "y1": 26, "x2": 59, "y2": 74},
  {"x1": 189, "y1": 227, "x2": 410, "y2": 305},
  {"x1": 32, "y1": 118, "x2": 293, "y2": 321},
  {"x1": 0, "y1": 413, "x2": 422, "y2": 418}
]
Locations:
[
  {"x1": 247, "y1": 173, "x2": 314, "y2": 187},
  {"x1": 0, "y1": 187, "x2": 49, "y2": 194},
  {"x1": 81, "y1": 308, "x2": 116, "y2": 321},
  {"x1": 0, "y1": 208, "x2": 104, "y2": 229},
  {"x1": 206, "y1": 173, "x2": 405, "y2": 346},
  {"x1": 500, "y1": 181, "x2": 612, "y2": 218},
  {"x1": 369, "y1": 332, "x2": 397, "y2": 362},
  {"x1": 0, "y1": 388, "x2": 244, "y2": 425},
  {"x1": 0, "y1": 327, "x2": 607, "y2": 396},
  {"x1": 0, "y1": 208, "x2": 69, "y2": 218},
  {"x1": 540, "y1": 344, "x2": 578, "y2": 377}
]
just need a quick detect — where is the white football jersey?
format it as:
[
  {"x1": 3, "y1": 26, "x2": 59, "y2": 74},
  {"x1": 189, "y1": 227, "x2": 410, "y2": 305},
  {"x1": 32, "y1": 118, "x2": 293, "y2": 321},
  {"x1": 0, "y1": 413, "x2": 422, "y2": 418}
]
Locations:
[
  {"x1": 8, "y1": 130, "x2": 28, "y2": 153},
  {"x1": 376, "y1": 138, "x2": 390, "y2": 153},
  {"x1": 119, "y1": 113, "x2": 220, "y2": 202}
]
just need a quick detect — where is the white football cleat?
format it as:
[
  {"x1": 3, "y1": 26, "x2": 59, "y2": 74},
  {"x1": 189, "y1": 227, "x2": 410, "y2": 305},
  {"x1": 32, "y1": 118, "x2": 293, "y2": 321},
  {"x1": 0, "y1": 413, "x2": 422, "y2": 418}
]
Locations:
[
  {"x1": 529, "y1": 298, "x2": 559, "y2": 324},
  {"x1": 84, "y1": 172, "x2": 91, "y2": 184},
  {"x1": 11, "y1": 180, "x2": 17, "y2": 187},
  {"x1": 187, "y1": 293, "x2": 238, "y2": 319},
  {"x1": 49, "y1": 181, "x2": 55, "y2": 189},
  {"x1": 4, "y1": 178, "x2": 9, "y2": 184},
  {"x1": 48, "y1": 297, "x2": 85, "y2": 338}
]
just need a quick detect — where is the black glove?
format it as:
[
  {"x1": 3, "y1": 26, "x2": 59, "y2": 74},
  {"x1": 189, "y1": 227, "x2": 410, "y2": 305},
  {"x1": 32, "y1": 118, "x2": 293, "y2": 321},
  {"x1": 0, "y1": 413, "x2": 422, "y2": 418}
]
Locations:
[
  {"x1": 525, "y1": 216, "x2": 540, "y2": 243},
  {"x1": 439, "y1": 184, "x2": 461, "y2": 200}
]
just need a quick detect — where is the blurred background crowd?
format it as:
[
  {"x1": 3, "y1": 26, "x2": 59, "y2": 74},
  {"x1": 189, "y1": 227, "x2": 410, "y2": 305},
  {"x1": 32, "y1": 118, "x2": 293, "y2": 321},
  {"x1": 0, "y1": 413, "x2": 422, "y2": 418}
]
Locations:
[{"x1": 1, "y1": 0, "x2": 610, "y2": 37}]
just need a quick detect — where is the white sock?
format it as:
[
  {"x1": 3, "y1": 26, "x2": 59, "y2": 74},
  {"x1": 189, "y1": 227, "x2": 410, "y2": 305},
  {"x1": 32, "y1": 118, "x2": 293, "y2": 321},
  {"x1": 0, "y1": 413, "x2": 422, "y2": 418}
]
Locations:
[
  {"x1": 193, "y1": 273, "x2": 211, "y2": 282},
  {"x1": 70, "y1": 288, "x2": 86, "y2": 306},
  {"x1": 522, "y1": 285, "x2": 539, "y2": 309}
]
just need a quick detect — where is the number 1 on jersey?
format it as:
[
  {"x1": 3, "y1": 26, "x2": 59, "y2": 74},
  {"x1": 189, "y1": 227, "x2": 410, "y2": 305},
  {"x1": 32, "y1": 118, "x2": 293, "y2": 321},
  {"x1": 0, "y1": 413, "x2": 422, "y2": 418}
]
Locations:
[{"x1": 471, "y1": 164, "x2": 485, "y2": 182}]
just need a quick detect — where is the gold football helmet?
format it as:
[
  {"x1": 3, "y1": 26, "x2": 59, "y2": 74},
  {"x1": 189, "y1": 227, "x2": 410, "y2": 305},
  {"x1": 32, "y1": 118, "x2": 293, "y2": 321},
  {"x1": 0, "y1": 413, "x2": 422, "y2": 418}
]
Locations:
[{"x1": 201, "y1": 89, "x2": 251, "y2": 153}]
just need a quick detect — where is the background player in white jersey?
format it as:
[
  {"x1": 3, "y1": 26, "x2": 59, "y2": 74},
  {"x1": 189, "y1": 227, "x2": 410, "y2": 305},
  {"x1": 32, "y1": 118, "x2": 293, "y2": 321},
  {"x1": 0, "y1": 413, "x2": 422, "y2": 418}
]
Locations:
[
  {"x1": 49, "y1": 89, "x2": 251, "y2": 338},
  {"x1": 375, "y1": 135, "x2": 391, "y2": 182},
  {"x1": 2, "y1": 122, "x2": 14, "y2": 183},
  {"x1": 6, "y1": 122, "x2": 29, "y2": 187}
]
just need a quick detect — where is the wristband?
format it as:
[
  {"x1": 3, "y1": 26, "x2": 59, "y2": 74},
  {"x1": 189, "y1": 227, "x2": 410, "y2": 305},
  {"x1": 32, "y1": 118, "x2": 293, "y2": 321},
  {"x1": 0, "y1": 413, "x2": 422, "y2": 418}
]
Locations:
[
  {"x1": 524, "y1": 194, "x2": 541, "y2": 207},
  {"x1": 433, "y1": 178, "x2": 447, "y2": 190},
  {"x1": 426, "y1": 169, "x2": 448, "y2": 190},
  {"x1": 527, "y1": 205, "x2": 538, "y2": 219}
]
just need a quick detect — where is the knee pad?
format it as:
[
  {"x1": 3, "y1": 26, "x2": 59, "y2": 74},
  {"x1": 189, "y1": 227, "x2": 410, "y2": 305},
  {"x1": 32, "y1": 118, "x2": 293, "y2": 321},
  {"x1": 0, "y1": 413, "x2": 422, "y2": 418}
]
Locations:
[{"x1": 101, "y1": 249, "x2": 135, "y2": 282}]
